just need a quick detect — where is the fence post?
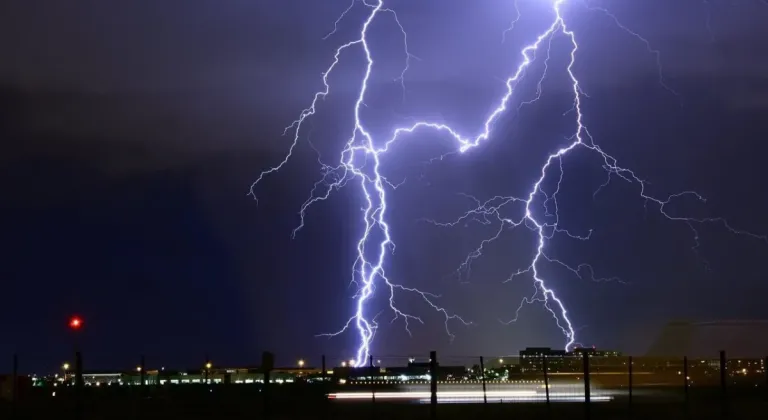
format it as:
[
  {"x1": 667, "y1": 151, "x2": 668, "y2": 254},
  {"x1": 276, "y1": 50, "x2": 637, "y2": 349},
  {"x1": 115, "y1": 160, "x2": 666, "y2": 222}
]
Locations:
[
  {"x1": 75, "y1": 351, "x2": 83, "y2": 390},
  {"x1": 321, "y1": 355, "x2": 328, "y2": 420},
  {"x1": 430, "y1": 351, "x2": 437, "y2": 420},
  {"x1": 479, "y1": 356, "x2": 487, "y2": 404},
  {"x1": 139, "y1": 354, "x2": 146, "y2": 403},
  {"x1": 12, "y1": 353, "x2": 18, "y2": 415},
  {"x1": 140, "y1": 355, "x2": 146, "y2": 387},
  {"x1": 369, "y1": 355, "x2": 376, "y2": 408},
  {"x1": 204, "y1": 354, "x2": 210, "y2": 385},
  {"x1": 765, "y1": 356, "x2": 768, "y2": 391},
  {"x1": 719, "y1": 350, "x2": 727, "y2": 419},
  {"x1": 262, "y1": 351, "x2": 274, "y2": 420},
  {"x1": 75, "y1": 351, "x2": 84, "y2": 420},
  {"x1": 683, "y1": 356, "x2": 689, "y2": 404},
  {"x1": 542, "y1": 354, "x2": 551, "y2": 409},
  {"x1": 583, "y1": 352, "x2": 591, "y2": 420},
  {"x1": 628, "y1": 355, "x2": 633, "y2": 408},
  {"x1": 321, "y1": 355, "x2": 327, "y2": 381},
  {"x1": 158, "y1": 365, "x2": 165, "y2": 389}
]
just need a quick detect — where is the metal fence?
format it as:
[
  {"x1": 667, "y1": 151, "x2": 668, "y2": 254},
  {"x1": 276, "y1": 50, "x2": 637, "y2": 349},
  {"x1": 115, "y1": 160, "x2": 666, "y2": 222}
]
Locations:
[{"x1": 2, "y1": 350, "x2": 767, "y2": 419}]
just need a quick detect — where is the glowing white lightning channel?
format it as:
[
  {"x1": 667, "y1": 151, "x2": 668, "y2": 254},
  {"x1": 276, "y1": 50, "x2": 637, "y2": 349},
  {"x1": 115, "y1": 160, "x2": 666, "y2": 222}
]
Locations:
[{"x1": 251, "y1": 0, "x2": 767, "y2": 363}]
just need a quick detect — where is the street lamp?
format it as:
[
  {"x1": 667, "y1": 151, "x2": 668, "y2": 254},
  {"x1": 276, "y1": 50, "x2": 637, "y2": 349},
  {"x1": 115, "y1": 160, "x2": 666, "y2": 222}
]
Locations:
[
  {"x1": 136, "y1": 366, "x2": 142, "y2": 372},
  {"x1": 348, "y1": 359, "x2": 355, "y2": 367},
  {"x1": 62, "y1": 362, "x2": 70, "y2": 381},
  {"x1": 203, "y1": 362, "x2": 212, "y2": 385},
  {"x1": 341, "y1": 361, "x2": 347, "y2": 368},
  {"x1": 298, "y1": 359, "x2": 305, "y2": 368}
]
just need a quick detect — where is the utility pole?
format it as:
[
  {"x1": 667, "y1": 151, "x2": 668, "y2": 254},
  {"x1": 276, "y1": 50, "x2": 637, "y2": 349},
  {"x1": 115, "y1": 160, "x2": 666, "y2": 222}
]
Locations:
[{"x1": 542, "y1": 355, "x2": 551, "y2": 408}]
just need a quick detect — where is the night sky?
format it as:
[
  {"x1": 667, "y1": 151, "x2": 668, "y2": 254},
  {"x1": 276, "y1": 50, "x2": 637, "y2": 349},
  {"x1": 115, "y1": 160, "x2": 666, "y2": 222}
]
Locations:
[{"x1": 2, "y1": 0, "x2": 768, "y2": 372}]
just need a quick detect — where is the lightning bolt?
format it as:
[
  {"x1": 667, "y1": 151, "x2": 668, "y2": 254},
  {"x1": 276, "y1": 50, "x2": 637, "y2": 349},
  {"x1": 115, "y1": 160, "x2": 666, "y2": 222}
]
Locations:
[
  {"x1": 251, "y1": 0, "x2": 471, "y2": 367},
  {"x1": 251, "y1": 0, "x2": 767, "y2": 361},
  {"x1": 502, "y1": 0, "x2": 522, "y2": 43}
]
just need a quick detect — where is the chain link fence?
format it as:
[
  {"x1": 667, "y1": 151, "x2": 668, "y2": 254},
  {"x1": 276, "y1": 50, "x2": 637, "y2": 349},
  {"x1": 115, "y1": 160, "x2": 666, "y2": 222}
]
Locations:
[{"x1": 2, "y1": 350, "x2": 767, "y2": 419}]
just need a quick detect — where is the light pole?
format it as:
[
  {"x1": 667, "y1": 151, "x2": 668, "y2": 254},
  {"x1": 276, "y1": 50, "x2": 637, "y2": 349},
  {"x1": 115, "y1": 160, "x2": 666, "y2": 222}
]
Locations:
[
  {"x1": 205, "y1": 361, "x2": 212, "y2": 384},
  {"x1": 136, "y1": 364, "x2": 145, "y2": 388},
  {"x1": 67, "y1": 316, "x2": 84, "y2": 389},
  {"x1": 62, "y1": 362, "x2": 70, "y2": 382}
]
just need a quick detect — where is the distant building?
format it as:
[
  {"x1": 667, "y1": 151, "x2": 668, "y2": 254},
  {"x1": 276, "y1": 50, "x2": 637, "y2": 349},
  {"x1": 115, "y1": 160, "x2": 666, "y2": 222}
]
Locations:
[
  {"x1": 519, "y1": 347, "x2": 571, "y2": 373},
  {"x1": 571, "y1": 346, "x2": 622, "y2": 357},
  {"x1": 82, "y1": 371, "x2": 123, "y2": 385},
  {"x1": 570, "y1": 347, "x2": 625, "y2": 371},
  {"x1": 519, "y1": 346, "x2": 623, "y2": 373},
  {"x1": 332, "y1": 359, "x2": 465, "y2": 382},
  {"x1": 84, "y1": 365, "x2": 323, "y2": 387},
  {"x1": 375, "y1": 360, "x2": 465, "y2": 381}
]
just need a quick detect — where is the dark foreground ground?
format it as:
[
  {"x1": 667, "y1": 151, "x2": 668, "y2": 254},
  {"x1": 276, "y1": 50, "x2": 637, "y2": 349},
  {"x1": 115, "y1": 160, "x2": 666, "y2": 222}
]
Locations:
[{"x1": 2, "y1": 385, "x2": 766, "y2": 419}]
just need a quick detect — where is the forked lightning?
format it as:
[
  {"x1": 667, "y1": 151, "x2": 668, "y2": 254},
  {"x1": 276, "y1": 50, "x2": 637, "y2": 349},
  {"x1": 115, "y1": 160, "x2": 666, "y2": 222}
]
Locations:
[{"x1": 251, "y1": 0, "x2": 766, "y2": 366}]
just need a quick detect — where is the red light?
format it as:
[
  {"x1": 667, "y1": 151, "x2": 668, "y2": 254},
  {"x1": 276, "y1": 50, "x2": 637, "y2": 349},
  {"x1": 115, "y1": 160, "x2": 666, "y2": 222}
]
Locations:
[{"x1": 68, "y1": 316, "x2": 83, "y2": 330}]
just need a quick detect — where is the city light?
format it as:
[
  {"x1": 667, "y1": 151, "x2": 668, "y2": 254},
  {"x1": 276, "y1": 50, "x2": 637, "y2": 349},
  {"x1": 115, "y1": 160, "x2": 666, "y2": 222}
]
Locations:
[
  {"x1": 28, "y1": 350, "x2": 768, "y2": 398},
  {"x1": 329, "y1": 390, "x2": 537, "y2": 400}
]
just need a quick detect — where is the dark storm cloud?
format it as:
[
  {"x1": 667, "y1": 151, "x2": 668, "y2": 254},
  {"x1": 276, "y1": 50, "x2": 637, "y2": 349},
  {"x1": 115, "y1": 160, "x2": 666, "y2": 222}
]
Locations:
[
  {"x1": 2, "y1": 0, "x2": 767, "y2": 173},
  {"x1": 569, "y1": 1, "x2": 768, "y2": 109},
  {"x1": 0, "y1": 1, "x2": 319, "y2": 91},
  {"x1": 2, "y1": 1, "x2": 768, "y2": 370},
  {"x1": 0, "y1": 0, "x2": 339, "y2": 171}
]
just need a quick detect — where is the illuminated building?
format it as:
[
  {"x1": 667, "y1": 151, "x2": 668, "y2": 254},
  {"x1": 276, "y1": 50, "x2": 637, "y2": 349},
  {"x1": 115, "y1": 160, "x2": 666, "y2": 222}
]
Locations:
[
  {"x1": 333, "y1": 360, "x2": 466, "y2": 382},
  {"x1": 518, "y1": 347, "x2": 623, "y2": 373},
  {"x1": 571, "y1": 346, "x2": 622, "y2": 357},
  {"x1": 519, "y1": 347, "x2": 572, "y2": 373}
]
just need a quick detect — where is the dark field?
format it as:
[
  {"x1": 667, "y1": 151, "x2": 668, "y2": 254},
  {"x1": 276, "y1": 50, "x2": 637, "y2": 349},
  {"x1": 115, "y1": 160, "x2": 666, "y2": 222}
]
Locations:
[{"x1": 2, "y1": 384, "x2": 767, "y2": 420}]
